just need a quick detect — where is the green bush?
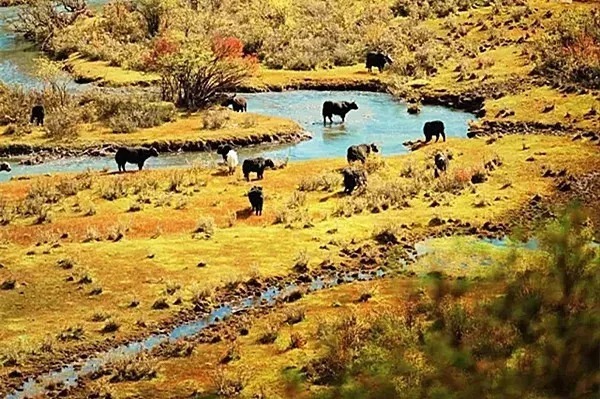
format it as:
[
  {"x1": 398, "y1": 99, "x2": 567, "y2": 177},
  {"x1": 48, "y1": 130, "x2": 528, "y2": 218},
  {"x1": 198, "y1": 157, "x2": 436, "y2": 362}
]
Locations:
[
  {"x1": 43, "y1": 107, "x2": 80, "y2": 139},
  {"x1": 80, "y1": 92, "x2": 176, "y2": 133},
  {"x1": 305, "y1": 205, "x2": 599, "y2": 399}
]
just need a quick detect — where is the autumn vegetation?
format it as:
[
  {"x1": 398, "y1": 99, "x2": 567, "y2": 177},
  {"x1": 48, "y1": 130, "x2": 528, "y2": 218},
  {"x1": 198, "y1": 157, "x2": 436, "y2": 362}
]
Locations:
[{"x1": 0, "y1": 0, "x2": 599, "y2": 397}]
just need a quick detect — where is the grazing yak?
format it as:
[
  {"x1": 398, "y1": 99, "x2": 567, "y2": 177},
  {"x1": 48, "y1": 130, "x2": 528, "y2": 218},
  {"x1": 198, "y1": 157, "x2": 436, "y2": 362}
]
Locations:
[
  {"x1": 115, "y1": 146, "x2": 159, "y2": 172},
  {"x1": 423, "y1": 120, "x2": 446, "y2": 143},
  {"x1": 216, "y1": 144, "x2": 234, "y2": 161},
  {"x1": 222, "y1": 94, "x2": 247, "y2": 112},
  {"x1": 242, "y1": 157, "x2": 275, "y2": 181},
  {"x1": 30, "y1": 105, "x2": 45, "y2": 126},
  {"x1": 248, "y1": 186, "x2": 264, "y2": 216},
  {"x1": 434, "y1": 152, "x2": 449, "y2": 178},
  {"x1": 342, "y1": 167, "x2": 368, "y2": 194},
  {"x1": 0, "y1": 162, "x2": 11, "y2": 172},
  {"x1": 225, "y1": 149, "x2": 239, "y2": 175},
  {"x1": 366, "y1": 51, "x2": 393, "y2": 73},
  {"x1": 347, "y1": 143, "x2": 379, "y2": 164},
  {"x1": 322, "y1": 101, "x2": 358, "y2": 126}
]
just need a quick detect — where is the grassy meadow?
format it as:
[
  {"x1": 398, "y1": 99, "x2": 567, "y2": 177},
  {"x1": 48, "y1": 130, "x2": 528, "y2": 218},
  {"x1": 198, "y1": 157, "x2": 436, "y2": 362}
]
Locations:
[{"x1": 0, "y1": 0, "x2": 599, "y2": 397}]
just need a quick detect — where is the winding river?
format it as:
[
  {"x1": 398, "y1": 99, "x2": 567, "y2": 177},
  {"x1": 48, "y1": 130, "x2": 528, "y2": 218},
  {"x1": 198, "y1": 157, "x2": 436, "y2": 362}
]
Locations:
[
  {"x1": 0, "y1": 3, "x2": 475, "y2": 183},
  {"x1": 0, "y1": 90, "x2": 475, "y2": 182},
  {"x1": 0, "y1": 7, "x2": 472, "y2": 395}
]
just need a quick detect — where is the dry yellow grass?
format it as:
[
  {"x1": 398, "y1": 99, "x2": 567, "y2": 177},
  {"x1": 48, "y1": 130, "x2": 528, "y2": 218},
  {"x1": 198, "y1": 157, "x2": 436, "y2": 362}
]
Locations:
[
  {"x1": 0, "y1": 135, "x2": 597, "y2": 379},
  {"x1": 0, "y1": 110, "x2": 303, "y2": 150},
  {"x1": 75, "y1": 271, "x2": 509, "y2": 398},
  {"x1": 66, "y1": 53, "x2": 160, "y2": 87}
]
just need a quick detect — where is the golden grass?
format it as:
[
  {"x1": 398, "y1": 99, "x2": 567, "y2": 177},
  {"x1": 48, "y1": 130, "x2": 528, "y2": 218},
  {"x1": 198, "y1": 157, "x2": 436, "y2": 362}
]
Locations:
[
  {"x1": 244, "y1": 65, "x2": 387, "y2": 90},
  {"x1": 78, "y1": 272, "x2": 508, "y2": 398},
  {"x1": 484, "y1": 87, "x2": 600, "y2": 129},
  {"x1": 0, "y1": 135, "x2": 597, "y2": 375},
  {"x1": 66, "y1": 53, "x2": 160, "y2": 87},
  {"x1": 1, "y1": 0, "x2": 599, "y2": 387},
  {"x1": 0, "y1": 111, "x2": 303, "y2": 149}
]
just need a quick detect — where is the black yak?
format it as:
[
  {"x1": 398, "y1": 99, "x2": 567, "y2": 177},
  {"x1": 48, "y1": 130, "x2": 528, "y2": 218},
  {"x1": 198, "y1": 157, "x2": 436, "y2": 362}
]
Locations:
[
  {"x1": 423, "y1": 120, "x2": 446, "y2": 143},
  {"x1": 248, "y1": 186, "x2": 264, "y2": 215},
  {"x1": 30, "y1": 105, "x2": 45, "y2": 126},
  {"x1": 322, "y1": 101, "x2": 358, "y2": 126},
  {"x1": 366, "y1": 51, "x2": 393, "y2": 73},
  {"x1": 0, "y1": 162, "x2": 11, "y2": 172},
  {"x1": 342, "y1": 167, "x2": 368, "y2": 194},
  {"x1": 115, "y1": 146, "x2": 159, "y2": 172},
  {"x1": 434, "y1": 152, "x2": 449, "y2": 178},
  {"x1": 242, "y1": 157, "x2": 275, "y2": 181},
  {"x1": 347, "y1": 143, "x2": 379, "y2": 164},
  {"x1": 222, "y1": 94, "x2": 247, "y2": 112}
]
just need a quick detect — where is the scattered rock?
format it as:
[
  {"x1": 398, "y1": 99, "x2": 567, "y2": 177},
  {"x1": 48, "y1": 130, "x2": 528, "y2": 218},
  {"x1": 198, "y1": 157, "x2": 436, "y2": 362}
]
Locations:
[
  {"x1": 428, "y1": 217, "x2": 445, "y2": 227},
  {"x1": 283, "y1": 290, "x2": 303, "y2": 303},
  {"x1": 152, "y1": 298, "x2": 170, "y2": 310},
  {"x1": 0, "y1": 279, "x2": 16, "y2": 290},
  {"x1": 8, "y1": 369, "x2": 23, "y2": 378},
  {"x1": 407, "y1": 103, "x2": 422, "y2": 114},
  {"x1": 542, "y1": 104, "x2": 555, "y2": 113},
  {"x1": 357, "y1": 292, "x2": 372, "y2": 303}
]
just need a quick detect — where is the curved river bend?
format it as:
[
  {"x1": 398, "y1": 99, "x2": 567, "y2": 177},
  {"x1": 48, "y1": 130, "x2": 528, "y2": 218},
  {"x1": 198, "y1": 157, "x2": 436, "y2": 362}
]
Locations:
[{"x1": 0, "y1": 90, "x2": 475, "y2": 182}]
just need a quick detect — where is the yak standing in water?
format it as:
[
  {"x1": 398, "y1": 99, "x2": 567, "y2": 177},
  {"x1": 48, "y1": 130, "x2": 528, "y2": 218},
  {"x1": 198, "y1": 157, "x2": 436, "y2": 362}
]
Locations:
[
  {"x1": 423, "y1": 120, "x2": 446, "y2": 143},
  {"x1": 30, "y1": 105, "x2": 45, "y2": 126},
  {"x1": 222, "y1": 94, "x2": 247, "y2": 112},
  {"x1": 322, "y1": 101, "x2": 358, "y2": 126},
  {"x1": 115, "y1": 146, "x2": 159, "y2": 172},
  {"x1": 0, "y1": 162, "x2": 11, "y2": 172},
  {"x1": 366, "y1": 51, "x2": 393, "y2": 73}
]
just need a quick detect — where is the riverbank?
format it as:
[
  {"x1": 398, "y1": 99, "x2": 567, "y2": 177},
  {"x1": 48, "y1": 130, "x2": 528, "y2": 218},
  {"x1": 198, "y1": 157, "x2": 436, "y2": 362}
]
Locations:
[
  {"x1": 1, "y1": 134, "x2": 598, "y2": 396},
  {"x1": 63, "y1": 51, "x2": 600, "y2": 137},
  {"x1": 0, "y1": 111, "x2": 307, "y2": 160}
]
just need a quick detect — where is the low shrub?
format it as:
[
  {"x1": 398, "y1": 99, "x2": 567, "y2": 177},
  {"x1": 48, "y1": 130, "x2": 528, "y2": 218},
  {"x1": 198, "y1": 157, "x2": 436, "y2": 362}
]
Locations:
[
  {"x1": 194, "y1": 216, "x2": 215, "y2": 237},
  {"x1": 43, "y1": 108, "x2": 80, "y2": 140},
  {"x1": 284, "y1": 307, "x2": 306, "y2": 325},
  {"x1": 108, "y1": 354, "x2": 157, "y2": 383},
  {"x1": 57, "y1": 325, "x2": 84, "y2": 341},
  {"x1": 531, "y1": 10, "x2": 600, "y2": 89},
  {"x1": 273, "y1": 207, "x2": 312, "y2": 228},
  {"x1": 298, "y1": 172, "x2": 341, "y2": 192},
  {"x1": 292, "y1": 250, "x2": 310, "y2": 273},
  {"x1": 258, "y1": 320, "x2": 280, "y2": 344},
  {"x1": 200, "y1": 108, "x2": 230, "y2": 130},
  {"x1": 155, "y1": 339, "x2": 195, "y2": 358},
  {"x1": 100, "y1": 320, "x2": 120, "y2": 333},
  {"x1": 209, "y1": 367, "x2": 246, "y2": 397},
  {"x1": 0, "y1": 197, "x2": 15, "y2": 225},
  {"x1": 288, "y1": 332, "x2": 307, "y2": 350},
  {"x1": 99, "y1": 178, "x2": 128, "y2": 201}
]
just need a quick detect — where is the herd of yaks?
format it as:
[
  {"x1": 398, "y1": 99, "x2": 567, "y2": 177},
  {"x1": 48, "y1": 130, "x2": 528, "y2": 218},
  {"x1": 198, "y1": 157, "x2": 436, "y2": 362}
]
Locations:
[{"x1": 1, "y1": 92, "x2": 450, "y2": 217}]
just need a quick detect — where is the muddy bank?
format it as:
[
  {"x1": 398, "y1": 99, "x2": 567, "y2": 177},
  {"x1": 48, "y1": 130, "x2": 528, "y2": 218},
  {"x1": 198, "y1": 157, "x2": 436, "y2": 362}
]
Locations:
[{"x1": 0, "y1": 130, "x2": 311, "y2": 164}]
